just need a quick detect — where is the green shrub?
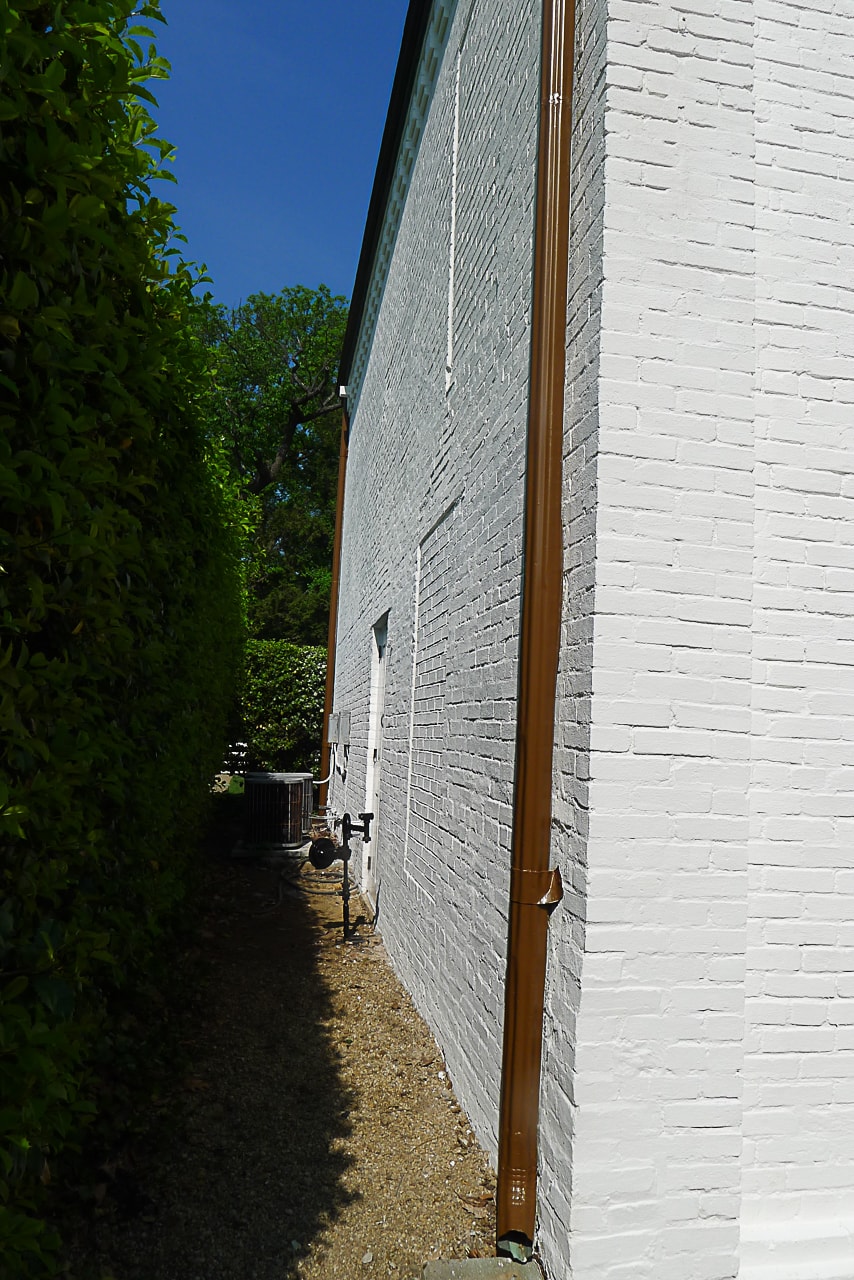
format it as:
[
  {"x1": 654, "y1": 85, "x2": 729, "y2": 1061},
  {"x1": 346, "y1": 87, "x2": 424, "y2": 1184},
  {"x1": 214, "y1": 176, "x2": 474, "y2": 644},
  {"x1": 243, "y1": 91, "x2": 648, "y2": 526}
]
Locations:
[
  {"x1": 242, "y1": 642, "x2": 326, "y2": 774},
  {"x1": 0, "y1": 1, "x2": 244, "y2": 1269}
]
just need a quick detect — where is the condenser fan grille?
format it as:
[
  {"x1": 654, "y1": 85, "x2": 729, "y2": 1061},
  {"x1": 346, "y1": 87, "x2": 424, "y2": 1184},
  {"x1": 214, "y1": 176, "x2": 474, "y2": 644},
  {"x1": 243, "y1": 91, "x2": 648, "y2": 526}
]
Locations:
[{"x1": 245, "y1": 772, "x2": 313, "y2": 847}]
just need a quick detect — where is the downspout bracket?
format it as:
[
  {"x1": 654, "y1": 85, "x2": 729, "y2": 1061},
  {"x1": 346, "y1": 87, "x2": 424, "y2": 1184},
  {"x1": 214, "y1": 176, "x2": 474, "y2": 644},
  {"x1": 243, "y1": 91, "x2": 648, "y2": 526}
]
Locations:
[{"x1": 509, "y1": 866, "x2": 564, "y2": 908}]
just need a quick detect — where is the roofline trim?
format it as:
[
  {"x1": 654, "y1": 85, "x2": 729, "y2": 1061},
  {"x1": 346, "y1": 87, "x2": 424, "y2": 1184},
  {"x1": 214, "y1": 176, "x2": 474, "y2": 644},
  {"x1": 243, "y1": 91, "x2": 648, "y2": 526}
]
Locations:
[{"x1": 338, "y1": 0, "x2": 456, "y2": 411}]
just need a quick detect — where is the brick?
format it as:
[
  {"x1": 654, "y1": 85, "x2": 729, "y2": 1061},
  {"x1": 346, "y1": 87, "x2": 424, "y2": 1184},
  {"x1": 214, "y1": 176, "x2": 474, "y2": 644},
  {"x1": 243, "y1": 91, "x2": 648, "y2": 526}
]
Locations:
[{"x1": 331, "y1": 2, "x2": 854, "y2": 1278}]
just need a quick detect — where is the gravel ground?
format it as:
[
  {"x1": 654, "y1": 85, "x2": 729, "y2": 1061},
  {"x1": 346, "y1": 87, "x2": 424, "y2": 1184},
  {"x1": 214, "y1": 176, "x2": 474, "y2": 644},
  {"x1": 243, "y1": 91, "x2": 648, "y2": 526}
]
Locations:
[{"x1": 78, "y1": 840, "x2": 497, "y2": 1280}]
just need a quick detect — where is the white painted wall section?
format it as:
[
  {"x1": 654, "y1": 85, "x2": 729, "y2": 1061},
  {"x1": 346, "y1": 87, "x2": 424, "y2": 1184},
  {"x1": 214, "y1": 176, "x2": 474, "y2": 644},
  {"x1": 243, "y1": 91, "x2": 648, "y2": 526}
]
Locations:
[
  {"x1": 742, "y1": 3, "x2": 854, "y2": 1276},
  {"x1": 558, "y1": 0, "x2": 756, "y2": 1276}
]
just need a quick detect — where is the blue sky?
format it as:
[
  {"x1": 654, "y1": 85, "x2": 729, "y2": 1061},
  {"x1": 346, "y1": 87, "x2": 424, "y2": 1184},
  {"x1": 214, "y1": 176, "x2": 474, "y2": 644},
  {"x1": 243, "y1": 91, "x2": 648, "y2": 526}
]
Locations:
[{"x1": 151, "y1": 0, "x2": 409, "y2": 309}]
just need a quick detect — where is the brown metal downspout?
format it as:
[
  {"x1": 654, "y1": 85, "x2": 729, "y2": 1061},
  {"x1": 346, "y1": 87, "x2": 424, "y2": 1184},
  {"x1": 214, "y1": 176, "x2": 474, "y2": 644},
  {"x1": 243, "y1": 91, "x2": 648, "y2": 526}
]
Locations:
[
  {"x1": 319, "y1": 406, "x2": 349, "y2": 811},
  {"x1": 497, "y1": 0, "x2": 575, "y2": 1261}
]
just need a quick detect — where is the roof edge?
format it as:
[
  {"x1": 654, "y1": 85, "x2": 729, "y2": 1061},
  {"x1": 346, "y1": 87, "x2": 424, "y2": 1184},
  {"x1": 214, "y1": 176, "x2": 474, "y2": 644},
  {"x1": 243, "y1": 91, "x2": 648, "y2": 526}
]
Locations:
[{"x1": 338, "y1": 0, "x2": 433, "y2": 389}]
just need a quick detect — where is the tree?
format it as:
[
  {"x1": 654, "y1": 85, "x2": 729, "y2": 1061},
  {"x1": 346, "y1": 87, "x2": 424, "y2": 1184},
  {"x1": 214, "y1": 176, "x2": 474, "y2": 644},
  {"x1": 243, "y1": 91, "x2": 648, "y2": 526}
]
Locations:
[
  {"x1": 247, "y1": 416, "x2": 339, "y2": 643},
  {"x1": 199, "y1": 286, "x2": 348, "y2": 644}
]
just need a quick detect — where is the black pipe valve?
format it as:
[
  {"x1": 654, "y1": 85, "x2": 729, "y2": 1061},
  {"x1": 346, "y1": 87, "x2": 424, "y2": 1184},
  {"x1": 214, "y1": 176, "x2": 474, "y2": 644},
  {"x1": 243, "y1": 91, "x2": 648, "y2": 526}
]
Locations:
[
  {"x1": 341, "y1": 811, "x2": 373, "y2": 845},
  {"x1": 336, "y1": 812, "x2": 374, "y2": 941}
]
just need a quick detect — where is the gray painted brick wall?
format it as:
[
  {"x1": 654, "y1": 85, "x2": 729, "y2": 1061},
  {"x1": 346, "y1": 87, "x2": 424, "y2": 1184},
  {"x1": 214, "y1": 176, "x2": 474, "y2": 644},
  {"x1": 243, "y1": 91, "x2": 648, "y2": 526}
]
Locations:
[{"x1": 331, "y1": 0, "x2": 540, "y2": 1158}]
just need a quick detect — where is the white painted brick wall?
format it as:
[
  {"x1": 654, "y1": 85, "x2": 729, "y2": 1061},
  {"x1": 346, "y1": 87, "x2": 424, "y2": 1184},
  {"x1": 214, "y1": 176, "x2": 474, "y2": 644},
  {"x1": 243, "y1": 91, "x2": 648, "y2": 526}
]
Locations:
[
  {"x1": 556, "y1": 1, "x2": 755, "y2": 1276},
  {"x1": 742, "y1": 3, "x2": 854, "y2": 1276},
  {"x1": 335, "y1": 1, "x2": 854, "y2": 1276}
]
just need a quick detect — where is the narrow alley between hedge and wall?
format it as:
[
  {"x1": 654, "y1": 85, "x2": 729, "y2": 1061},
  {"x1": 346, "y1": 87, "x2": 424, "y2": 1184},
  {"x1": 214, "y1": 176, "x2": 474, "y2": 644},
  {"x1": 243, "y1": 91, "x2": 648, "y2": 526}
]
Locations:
[{"x1": 72, "y1": 796, "x2": 498, "y2": 1280}]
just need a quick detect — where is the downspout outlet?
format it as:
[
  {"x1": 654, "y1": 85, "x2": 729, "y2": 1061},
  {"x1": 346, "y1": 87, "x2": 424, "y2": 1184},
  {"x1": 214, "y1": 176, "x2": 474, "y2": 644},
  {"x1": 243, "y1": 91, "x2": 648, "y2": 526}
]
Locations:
[{"x1": 497, "y1": 1234, "x2": 533, "y2": 1265}]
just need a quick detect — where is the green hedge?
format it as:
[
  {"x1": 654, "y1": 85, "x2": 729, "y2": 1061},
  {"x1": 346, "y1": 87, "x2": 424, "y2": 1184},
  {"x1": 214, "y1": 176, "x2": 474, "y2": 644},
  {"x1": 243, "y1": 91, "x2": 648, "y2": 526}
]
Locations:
[
  {"x1": 0, "y1": 2, "x2": 244, "y2": 1271},
  {"x1": 242, "y1": 642, "x2": 326, "y2": 775}
]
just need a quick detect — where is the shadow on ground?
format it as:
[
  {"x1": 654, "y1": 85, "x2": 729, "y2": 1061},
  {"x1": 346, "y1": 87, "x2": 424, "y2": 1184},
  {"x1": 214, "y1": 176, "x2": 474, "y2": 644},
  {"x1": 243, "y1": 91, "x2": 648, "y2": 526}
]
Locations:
[{"x1": 88, "y1": 792, "x2": 356, "y2": 1279}]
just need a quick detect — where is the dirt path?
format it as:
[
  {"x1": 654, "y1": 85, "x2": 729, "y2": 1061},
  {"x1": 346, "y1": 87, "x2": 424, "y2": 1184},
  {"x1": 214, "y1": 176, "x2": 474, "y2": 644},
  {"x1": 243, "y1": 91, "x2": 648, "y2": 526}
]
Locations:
[{"x1": 81, "y1": 836, "x2": 497, "y2": 1280}]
